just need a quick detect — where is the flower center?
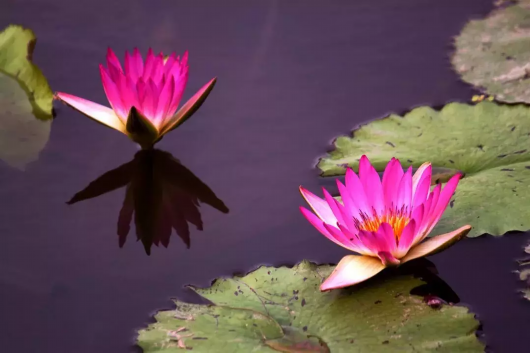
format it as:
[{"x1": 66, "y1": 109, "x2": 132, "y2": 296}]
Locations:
[{"x1": 354, "y1": 207, "x2": 410, "y2": 240}]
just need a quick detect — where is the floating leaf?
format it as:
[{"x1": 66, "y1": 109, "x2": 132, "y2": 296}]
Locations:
[
  {"x1": 452, "y1": 1, "x2": 530, "y2": 103},
  {"x1": 318, "y1": 102, "x2": 530, "y2": 237},
  {"x1": 0, "y1": 25, "x2": 53, "y2": 169},
  {"x1": 137, "y1": 261, "x2": 482, "y2": 352}
]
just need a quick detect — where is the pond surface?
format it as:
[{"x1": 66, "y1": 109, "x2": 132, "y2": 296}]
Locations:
[{"x1": 2, "y1": 0, "x2": 529, "y2": 352}]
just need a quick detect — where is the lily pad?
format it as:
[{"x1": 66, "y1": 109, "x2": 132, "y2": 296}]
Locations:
[
  {"x1": 0, "y1": 25, "x2": 53, "y2": 169},
  {"x1": 452, "y1": 1, "x2": 530, "y2": 103},
  {"x1": 137, "y1": 261, "x2": 482, "y2": 352},
  {"x1": 317, "y1": 102, "x2": 530, "y2": 237}
]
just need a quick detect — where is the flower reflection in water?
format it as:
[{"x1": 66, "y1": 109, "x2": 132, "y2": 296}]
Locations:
[{"x1": 68, "y1": 149, "x2": 229, "y2": 254}]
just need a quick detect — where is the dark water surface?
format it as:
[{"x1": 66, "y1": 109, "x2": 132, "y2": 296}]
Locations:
[{"x1": 2, "y1": 0, "x2": 529, "y2": 352}]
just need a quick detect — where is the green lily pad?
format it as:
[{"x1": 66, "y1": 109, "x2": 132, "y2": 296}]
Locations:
[
  {"x1": 0, "y1": 25, "x2": 53, "y2": 169},
  {"x1": 317, "y1": 102, "x2": 530, "y2": 237},
  {"x1": 452, "y1": 1, "x2": 530, "y2": 103},
  {"x1": 137, "y1": 261, "x2": 483, "y2": 352}
]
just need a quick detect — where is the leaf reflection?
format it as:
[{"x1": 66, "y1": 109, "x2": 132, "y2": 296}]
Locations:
[{"x1": 67, "y1": 149, "x2": 229, "y2": 255}]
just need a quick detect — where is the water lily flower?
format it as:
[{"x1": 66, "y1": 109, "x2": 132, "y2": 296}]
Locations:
[
  {"x1": 300, "y1": 156, "x2": 471, "y2": 291},
  {"x1": 55, "y1": 48, "x2": 216, "y2": 149}
]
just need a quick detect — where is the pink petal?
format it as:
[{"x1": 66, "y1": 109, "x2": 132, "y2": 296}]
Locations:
[
  {"x1": 323, "y1": 223, "x2": 364, "y2": 252},
  {"x1": 320, "y1": 255, "x2": 386, "y2": 291},
  {"x1": 412, "y1": 166, "x2": 431, "y2": 208},
  {"x1": 160, "y1": 77, "x2": 214, "y2": 135},
  {"x1": 336, "y1": 223, "x2": 375, "y2": 256},
  {"x1": 299, "y1": 207, "x2": 346, "y2": 249},
  {"x1": 106, "y1": 48, "x2": 124, "y2": 82},
  {"x1": 412, "y1": 162, "x2": 432, "y2": 194},
  {"x1": 345, "y1": 168, "x2": 369, "y2": 214},
  {"x1": 357, "y1": 223, "x2": 396, "y2": 257},
  {"x1": 133, "y1": 48, "x2": 145, "y2": 78},
  {"x1": 401, "y1": 225, "x2": 471, "y2": 264},
  {"x1": 336, "y1": 180, "x2": 360, "y2": 222},
  {"x1": 394, "y1": 166, "x2": 412, "y2": 209},
  {"x1": 142, "y1": 48, "x2": 156, "y2": 81},
  {"x1": 358, "y1": 155, "x2": 384, "y2": 214},
  {"x1": 151, "y1": 53, "x2": 165, "y2": 85},
  {"x1": 142, "y1": 79, "x2": 159, "y2": 121},
  {"x1": 415, "y1": 184, "x2": 442, "y2": 242},
  {"x1": 332, "y1": 188, "x2": 359, "y2": 233},
  {"x1": 55, "y1": 92, "x2": 126, "y2": 133},
  {"x1": 299, "y1": 186, "x2": 337, "y2": 224},
  {"x1": 382, "y1": 158, "x2": 404, "y2": 208},
  {"x1": 167, "y1": 65, "x2": 189, "y2": 116},
  {"x1": 99, "y1": 65, "x2": 127, "y2": 120},
  {"x1": 115, "y1": 73, "x2": 138, "y2": 114},
  {"x1": 424, "y1": 174, "x2": 461, "y2": 235},
  {"x1": 154, "y1": 75, "x2": 175, "y2": 125},
  {"x1": 125, "y1": 50, "x2": 140, "y2": 82},
  {"x1": 163, "y1": 53, "x2": 177, "y2": 76},
  {"x1": 396, "y1": 219, "x2": 417, "y2": 258},
  {"x1": 322, "y1": 188, "x2": 345, "y2": 226}
]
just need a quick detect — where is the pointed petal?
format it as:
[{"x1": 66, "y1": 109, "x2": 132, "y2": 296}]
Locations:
[
  {"x1": 412, "y1": 167, "x2": 431, "y2": 208},
  {"x1": 395, "y1": 166, "x2": 413, "y2": 209},
  {"x1": 359, "y1": 223, "x2": 397, "y2": 256},
  {"x1": 106, "y1": 47, "x2": 124, "y2": 82},
  {"x1": 322, "y1": 188, "x2": 345, "y2": 226},
  {"x1": 299, "y1": 207, "x2": 345, "y2": 249},
  {"x1": 336, "y1": 179, "x2": 360, "y2": 221},
  {"x1": 412, "y1": 162, "x2": 431, "y2": 194},
  {"x1": 142, "y1": 48, "x2": 156, "y2": 80},
  {"x1": 125, "y1": 50, "x2": 140, "y2": 82},
  {"x1": 100, "y1": 65, "x2": 127, "y2": 120},
  {"x1": 168, "y1": 64, "x2": 189, "y2": 116},
  {"x1": 133, "y1": 48, "x2": 145, "y2": 78},
  {"x1": 160, "y1": 77, "x2": 216, "y2": 135},
  {"x1": 345, "y1": 168, "x2": 369, "y2": 213},
  {"x1": 396, "y1": 219, "x2": 416, "y2": 257},
  {"x1": 150, "y1": 53, "x2": 165, "y2": 85},
  {"x1": 358, "y1": 155, "x2": 384, "y2": 214},
  {"x1": 336, "y1": 223, "x2": 374, "y2": 256},
  {"x1": 55, "y1": 92, "x2": 126, "y2": 134},
  {"x1": 154, "y1": 75, "x2": 175, "y2": 124},
  {"x1": 299, "y1": 186, "x2": 337, "y2": 224},
  {"x1": 425, "y1": 174, "x2": 461, "y2": 235},
  {"x1": 320, "y1": 255, "x2": 385, "y2": 291},
  {"x1": 401, "y1": 225, "x2": 471, "y2": 264},
  {"x1": 323, "y1": 223, "x2": 363, "y2": 252},
  {"x1": 382, "y1": 158, "x2": 404, "y2": 208}
]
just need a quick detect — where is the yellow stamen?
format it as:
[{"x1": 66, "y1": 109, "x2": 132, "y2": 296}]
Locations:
[{"x1": 355, "y1": 208, "x2": 411, "y2": 240}]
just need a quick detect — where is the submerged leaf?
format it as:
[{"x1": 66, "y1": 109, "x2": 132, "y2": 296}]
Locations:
[
  {"x1": 0, "y1": 25, "x2": 53, "y2": 170},
  {"x1": 318, "y1": 102, "x2": 530, "y2": 237},
  {"x1": 137, "y1": 261, "x2": 483, "y2": 352},
  {"x1": 452, "y1": 1, "x2": 530, "y2": 104}
]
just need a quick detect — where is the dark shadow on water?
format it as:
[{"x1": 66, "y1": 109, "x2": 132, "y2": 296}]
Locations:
[{"x1": 67, "y1": 149, "x2": 229, "y2": 255}]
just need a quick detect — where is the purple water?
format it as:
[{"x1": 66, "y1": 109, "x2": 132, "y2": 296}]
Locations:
[{"x1": 1, "y1": 0, "x2": 529, "y2": 352}]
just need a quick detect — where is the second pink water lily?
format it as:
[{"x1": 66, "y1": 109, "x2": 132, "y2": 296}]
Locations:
[
  {"x1": 56, "y1": 48, "x2": 216, "y2": 149},
  {"x1": 300, "y1": 156, "x2": 471, "y2": 291}
]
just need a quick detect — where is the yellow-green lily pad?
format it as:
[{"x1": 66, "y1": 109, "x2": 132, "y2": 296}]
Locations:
[
  {"x1": 137, "y1": 261, "x2": 483, "y2": 352},
  {"x1": 0, "y1": 25, "x2": 53, "y2": 169},
  {"x1": 317, "y1": 102, "x2": 530, "y2": 237}
]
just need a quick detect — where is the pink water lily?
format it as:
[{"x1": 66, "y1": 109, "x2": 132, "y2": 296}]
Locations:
[
  {"x1": 55, "y1": 48, "x2": 216, "y2": 149},
  {"x1": 300, "y1": 156, "x2": 471, "y2": 291}
]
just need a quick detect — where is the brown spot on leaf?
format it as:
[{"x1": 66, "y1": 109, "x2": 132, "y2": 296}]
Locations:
[{"x1": 385, "y1": 141, "x2": 395, "y2": 148}]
